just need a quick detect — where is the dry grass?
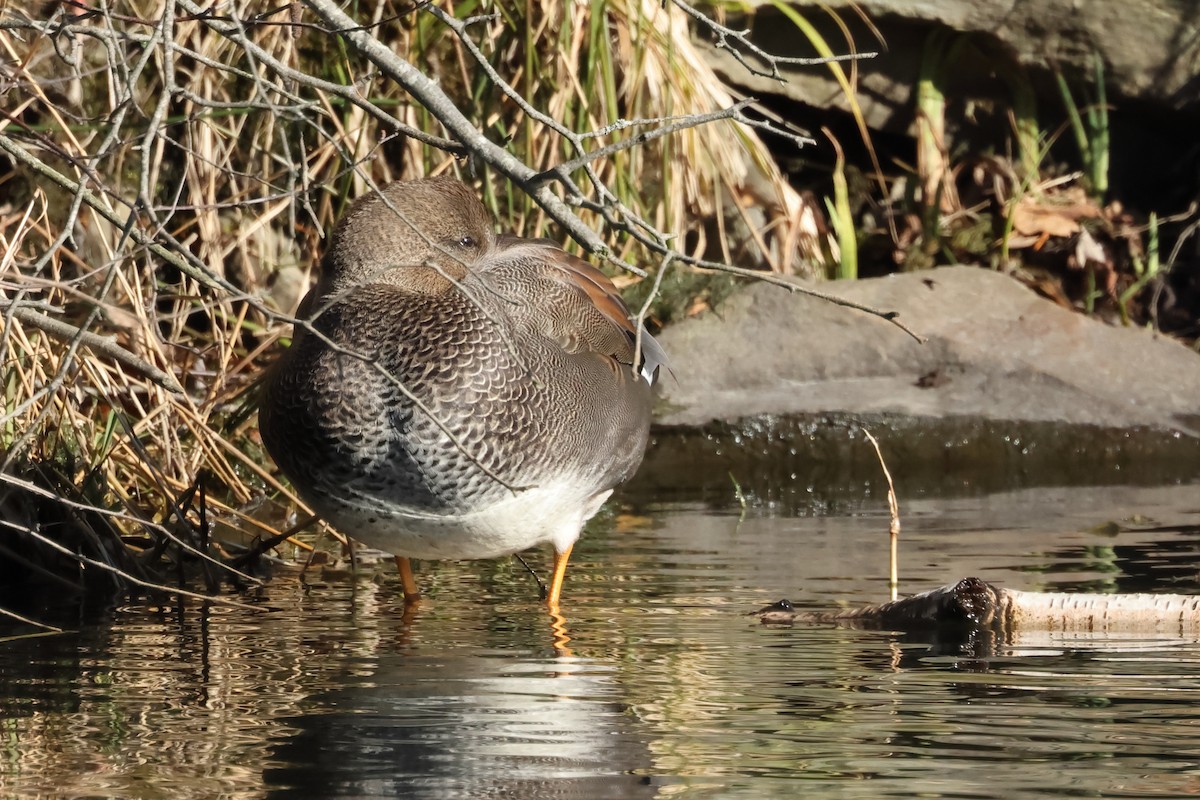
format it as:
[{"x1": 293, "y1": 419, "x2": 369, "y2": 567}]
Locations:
[{"x1": 0, "y1": 1, "x2": 826, "y2": 607}]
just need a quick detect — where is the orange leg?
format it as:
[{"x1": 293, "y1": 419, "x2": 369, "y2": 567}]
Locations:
[
  {"x1": 546, "y1": 544, "x2": 574, "y2": 609},
  {"x1": 394, "y1": 556, "x2": 421, "y2": 604}
]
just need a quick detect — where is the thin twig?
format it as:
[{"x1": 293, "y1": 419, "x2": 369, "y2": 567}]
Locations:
[
  {"x1": 298, "y1": 0, "x2": 622, "y2": 260},
  {"x1": 608, "y1": 220, "x2": 926, "y2": 341},
  {"x1": 633, "y1": 253, "x2": 674, "y2": 377},
  {"x1": 0, "y1": 606, "x2": 65, "y2": 633},
  {"x1": 0, "y1": 518, "x2": 262, "y2": 611},
  {"x1": 3, "y1": 304, "x2": 183, "y2": 393},
  {"x1": 862, "y1": 428, "x2": 901, "y2": 602},
  {"x1": 0, "y1": 471, "x2": 261, "y2": 586},
  {"x1": 670, "y1": 0, "x2": 877, "y2": 82},
  {"x1": 529, "y1": 100, "x2": 777, "y2": 187}
]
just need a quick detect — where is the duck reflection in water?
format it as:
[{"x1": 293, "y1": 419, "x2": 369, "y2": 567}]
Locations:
[
  {"x1": 264, "y1": 653, "x2": 660, "y2": 800},
  {"x1": 260, "y1": 177, "x2": 665, "y2": 614}
]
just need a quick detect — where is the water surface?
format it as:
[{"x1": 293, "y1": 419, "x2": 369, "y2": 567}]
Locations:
[{"x1": 3, "y1": 482, "x2": 1200, "y2": 798}]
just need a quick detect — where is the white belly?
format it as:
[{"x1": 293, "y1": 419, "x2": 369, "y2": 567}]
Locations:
[{"x1": 318, "y1": 480, "x2": 612, "y2": 560}]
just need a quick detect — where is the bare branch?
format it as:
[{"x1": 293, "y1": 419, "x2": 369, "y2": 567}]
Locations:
[
  {"x1": 3, "y1": 303, "x2": 183, "y2": 393},
  {"x1": 0, "y1": 606, "x2": 64, "y2": 633},
  {"x1": 296, "y1": 0, "x2": 628, "y2": 262},
  {"x1": 531, "y1": 100, "x2": 764, "y2": 187},
  {"x1": 670, "y1": 0, "x2": 877, "y2": 82},
  {"x1": 0, "y1": 126, "x2": 255, "y2": 386}
]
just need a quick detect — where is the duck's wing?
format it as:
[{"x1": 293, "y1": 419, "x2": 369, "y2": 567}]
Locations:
[{"x1": 490, "y1": 236, "x2": 667, "y2": 384}]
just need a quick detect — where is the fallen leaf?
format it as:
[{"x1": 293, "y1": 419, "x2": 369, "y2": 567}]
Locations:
[{"x1": 1009, "y1": 189, "x2": 1104, "y2": 239}]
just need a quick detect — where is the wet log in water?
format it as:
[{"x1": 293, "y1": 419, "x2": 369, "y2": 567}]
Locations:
[{"x1": 755, "y1": 577, "x2": 1200, "y2": 635}]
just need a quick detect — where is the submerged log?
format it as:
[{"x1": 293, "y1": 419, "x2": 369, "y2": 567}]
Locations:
[{"x1": 755, "y1": 577, "x2": 1200, "y2": 635}]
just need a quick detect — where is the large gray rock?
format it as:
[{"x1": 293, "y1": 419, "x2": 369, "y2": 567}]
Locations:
[
  {"x1": 698, "y1": 1, "x2": 1200, "y2": 134},
  {"x1": 656, "y1": 266, "x2": 1200, "y2": 434}
]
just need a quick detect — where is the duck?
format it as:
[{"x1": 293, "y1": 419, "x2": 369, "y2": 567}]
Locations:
[{"x1": 259, "y1": 176, "x2": 665, "y2": 607}]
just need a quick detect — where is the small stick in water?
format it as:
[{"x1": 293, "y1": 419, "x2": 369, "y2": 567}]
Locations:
[{"x1": 863, "y1": 428, "x2": 901, "y2": 601}]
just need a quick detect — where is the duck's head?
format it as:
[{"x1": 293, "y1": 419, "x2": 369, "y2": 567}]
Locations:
[{"x1": 315, "y1": 176, "x2": 495, "y2": 301}]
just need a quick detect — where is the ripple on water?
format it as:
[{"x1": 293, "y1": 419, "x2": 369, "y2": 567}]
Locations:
[{"x1": 2, "y1": 483, "x2": 1200, "y2": 798}]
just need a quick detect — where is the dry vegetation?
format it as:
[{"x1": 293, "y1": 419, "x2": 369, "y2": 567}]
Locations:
[{"x1": 0, "y1": 1, "x2": 851, "y2": 616}]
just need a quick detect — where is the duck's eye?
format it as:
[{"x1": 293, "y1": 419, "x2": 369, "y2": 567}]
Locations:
[{"x1": 457, "y1": 235, "x2": 477, "y2": 248}]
